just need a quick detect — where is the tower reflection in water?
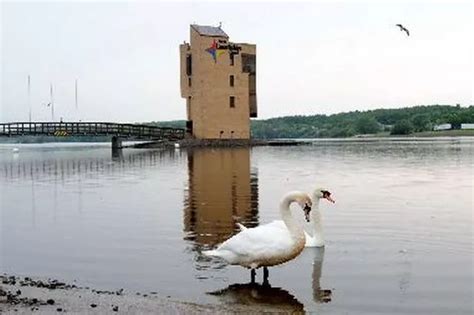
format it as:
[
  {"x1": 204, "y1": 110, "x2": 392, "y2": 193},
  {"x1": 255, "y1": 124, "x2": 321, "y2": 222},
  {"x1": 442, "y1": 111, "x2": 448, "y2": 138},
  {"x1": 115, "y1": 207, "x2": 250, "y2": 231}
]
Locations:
[{"x1": 183, "y1": 147, "x2": 259, "y2": 250}]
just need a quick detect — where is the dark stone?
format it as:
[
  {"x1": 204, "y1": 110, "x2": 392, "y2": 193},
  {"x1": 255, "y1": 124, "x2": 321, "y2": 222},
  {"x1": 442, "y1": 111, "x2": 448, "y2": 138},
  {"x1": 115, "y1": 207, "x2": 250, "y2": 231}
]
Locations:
[
  {"x1": 112, "y1": 305, "x2": 119, "y2": 312},
  {"x1": 56, "y1": 308, "x2": 63, "y2": 312},
  {"x1": 47, "y1": 299, "x2": 55, "y2": 305},
  {"x1": 90, "y1": 303, "x2": 97, "y2": 308}
]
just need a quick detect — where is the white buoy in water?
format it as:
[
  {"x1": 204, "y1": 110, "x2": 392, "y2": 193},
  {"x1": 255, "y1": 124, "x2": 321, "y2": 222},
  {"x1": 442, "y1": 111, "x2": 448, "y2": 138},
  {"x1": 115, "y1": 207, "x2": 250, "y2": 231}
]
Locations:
[
  {"x1": 174, "y1": 143, "x2": 180, "y2": 149},
  {"x1": 12, "y1": 148, "x2": 19, "y2": 153}
]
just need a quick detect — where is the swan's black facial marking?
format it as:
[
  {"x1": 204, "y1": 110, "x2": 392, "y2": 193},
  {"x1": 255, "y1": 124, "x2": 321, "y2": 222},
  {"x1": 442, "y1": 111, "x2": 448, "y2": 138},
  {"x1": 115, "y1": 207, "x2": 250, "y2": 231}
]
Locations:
[
  {"x1": 303, "y1": 203, "x2": 312, "y2": 222},
  {"x1": 321, "y1": 190, "x2": 335, "y2": 203}
]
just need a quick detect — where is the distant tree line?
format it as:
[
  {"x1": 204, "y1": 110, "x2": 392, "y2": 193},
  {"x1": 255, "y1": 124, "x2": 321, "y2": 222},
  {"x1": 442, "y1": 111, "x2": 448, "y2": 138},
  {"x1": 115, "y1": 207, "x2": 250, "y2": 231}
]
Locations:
[
  {"x1": 251, "y1": 104, "x2": 474, "y2": 138},
  {"x1": 150, "y1": 105, "x2": 474, "y2": 138}
]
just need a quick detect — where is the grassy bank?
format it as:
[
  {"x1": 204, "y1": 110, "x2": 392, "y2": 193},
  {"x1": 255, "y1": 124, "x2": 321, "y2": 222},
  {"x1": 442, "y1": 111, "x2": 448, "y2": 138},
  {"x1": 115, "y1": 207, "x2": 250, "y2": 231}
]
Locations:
[
  {"x1": 411, "y1": 129, "x2": 474, "y2": 137},
  {"x1": 354, "y1": 129, "x2": 474, "y2": 138}
]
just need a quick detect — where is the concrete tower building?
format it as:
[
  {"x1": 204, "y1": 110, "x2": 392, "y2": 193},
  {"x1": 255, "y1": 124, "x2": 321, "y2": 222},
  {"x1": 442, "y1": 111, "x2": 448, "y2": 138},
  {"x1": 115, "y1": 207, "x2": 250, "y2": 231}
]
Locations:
[{"x1": 180, "y1": 24, "x2": 257, "y2": 139}]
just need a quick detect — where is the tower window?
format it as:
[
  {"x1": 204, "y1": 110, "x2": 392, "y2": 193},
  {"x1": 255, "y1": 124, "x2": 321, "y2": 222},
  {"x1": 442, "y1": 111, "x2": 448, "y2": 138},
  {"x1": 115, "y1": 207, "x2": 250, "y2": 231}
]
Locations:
[
  {"x1": 229, "y1": 75, "x2": 234, "y2": 87},
  {"x1": 230, "y1": 53, "x2": 235, "y2": 66},
  {"x1": 241, "y1": 53, "x2": 256, "y2": 73},
  {"x1": 229, "y1": 96, "x2": 235, "y2": 108},
  {"x1": 188, "y1": 77, "x2": 192, "y2": 87},
  {"x1": 186, "y1": 55, "x2": 192, "y2": 75}
]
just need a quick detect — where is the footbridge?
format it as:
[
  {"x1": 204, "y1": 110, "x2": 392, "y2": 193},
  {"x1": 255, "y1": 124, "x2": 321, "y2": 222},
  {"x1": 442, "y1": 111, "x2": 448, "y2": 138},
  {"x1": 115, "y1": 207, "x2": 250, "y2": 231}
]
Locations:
[{"x1": 0, "y1": 122, "x2": 185, "y2": 148}]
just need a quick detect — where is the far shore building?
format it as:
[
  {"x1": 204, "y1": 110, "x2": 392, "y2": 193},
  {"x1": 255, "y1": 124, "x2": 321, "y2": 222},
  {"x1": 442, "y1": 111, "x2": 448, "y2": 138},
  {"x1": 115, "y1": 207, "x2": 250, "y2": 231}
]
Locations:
[{"x1": 180, "y1": 24, "x2": 257, "y2": 139}]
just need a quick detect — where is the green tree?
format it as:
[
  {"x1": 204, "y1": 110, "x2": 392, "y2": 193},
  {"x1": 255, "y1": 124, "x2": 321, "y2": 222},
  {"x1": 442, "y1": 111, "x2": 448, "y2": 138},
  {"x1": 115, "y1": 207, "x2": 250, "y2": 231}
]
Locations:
[
  {"x1": 411, "y1": 114, "x2": 431, "y2": 132},
  {"x1": 391, "y1": 119, "x2": 414, "y2": 135},
  {"x1": 355, "y1": 116, "x2": 380, "y2": 134}
]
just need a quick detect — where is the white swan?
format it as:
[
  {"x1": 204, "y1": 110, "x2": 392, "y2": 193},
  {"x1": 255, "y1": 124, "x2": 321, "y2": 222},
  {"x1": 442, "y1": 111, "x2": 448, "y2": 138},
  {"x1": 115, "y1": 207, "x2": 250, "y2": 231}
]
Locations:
[
  {"x1": 304, "y1": 188, "x2": 335, "y2": 247},
  {"x1": 237, "y1": 188, "x2": 335, "y2": 247},
  {"x1": 203, "y1": 191, "x2": 313, "y2": 283}
]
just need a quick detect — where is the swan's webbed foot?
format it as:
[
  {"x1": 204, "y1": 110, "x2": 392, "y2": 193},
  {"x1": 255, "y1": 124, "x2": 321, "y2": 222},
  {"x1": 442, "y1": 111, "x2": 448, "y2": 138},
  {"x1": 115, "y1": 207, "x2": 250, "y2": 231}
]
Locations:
[{"x1": 250, "y1": 268, "x2": 256, "y2": 283}]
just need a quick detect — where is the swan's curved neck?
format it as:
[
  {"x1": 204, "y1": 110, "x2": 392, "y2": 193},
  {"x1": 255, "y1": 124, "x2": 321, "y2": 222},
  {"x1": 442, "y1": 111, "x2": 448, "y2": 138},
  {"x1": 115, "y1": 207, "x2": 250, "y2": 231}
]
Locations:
[
  {"x1": 280, "y1": 194, "x2": 303, "y2": 237},
  {"x1": 310, "y1": 197, "x2": 324, "y2": 243}
]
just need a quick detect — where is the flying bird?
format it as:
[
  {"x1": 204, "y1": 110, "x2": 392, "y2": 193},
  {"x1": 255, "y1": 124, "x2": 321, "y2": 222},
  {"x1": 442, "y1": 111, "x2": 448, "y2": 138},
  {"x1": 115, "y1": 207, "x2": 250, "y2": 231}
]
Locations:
[{"x1": 396, "y1": 24, "x2": 410, "y2": 36}]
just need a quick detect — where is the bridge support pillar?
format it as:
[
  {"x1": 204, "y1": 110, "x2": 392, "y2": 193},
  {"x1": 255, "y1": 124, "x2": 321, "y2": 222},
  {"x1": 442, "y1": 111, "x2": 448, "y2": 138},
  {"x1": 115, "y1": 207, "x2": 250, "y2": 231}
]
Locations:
[
  {"x1": 111, "y1": 147, "x2": 123, "y2": 161},
  {"x1": 111, "y1": 136, "x2": 123, "y2": 150}
]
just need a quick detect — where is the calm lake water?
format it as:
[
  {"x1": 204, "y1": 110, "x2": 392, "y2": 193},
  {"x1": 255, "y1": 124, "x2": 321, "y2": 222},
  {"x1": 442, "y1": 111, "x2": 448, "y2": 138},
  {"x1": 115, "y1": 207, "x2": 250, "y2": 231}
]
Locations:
[{"x1": 0, "y1": 139, "x2": 472, "y2": 314}]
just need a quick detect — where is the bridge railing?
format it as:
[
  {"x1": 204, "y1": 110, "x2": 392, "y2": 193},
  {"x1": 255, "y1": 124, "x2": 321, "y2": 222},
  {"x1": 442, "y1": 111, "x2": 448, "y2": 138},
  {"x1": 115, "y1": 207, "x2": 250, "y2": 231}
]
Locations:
[{"x1": 0, "y1": 122, "x2": 185, "y2": 141}]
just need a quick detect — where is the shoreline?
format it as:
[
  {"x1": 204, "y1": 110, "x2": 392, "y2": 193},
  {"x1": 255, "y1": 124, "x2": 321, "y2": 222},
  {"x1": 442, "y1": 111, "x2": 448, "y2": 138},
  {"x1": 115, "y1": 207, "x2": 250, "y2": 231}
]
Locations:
[
  {"x1": 0, "y1": 274, "x2": 257, "y2": 314},
  {"x1": 130, "y1": 138, "x2": 312, "y2": 149},
  {"x1": 1, "y1": 274, "x2": 298, "y2": 314},
  {"x1": 132, "y1": 134, "x2": 474, "y2": 149}
]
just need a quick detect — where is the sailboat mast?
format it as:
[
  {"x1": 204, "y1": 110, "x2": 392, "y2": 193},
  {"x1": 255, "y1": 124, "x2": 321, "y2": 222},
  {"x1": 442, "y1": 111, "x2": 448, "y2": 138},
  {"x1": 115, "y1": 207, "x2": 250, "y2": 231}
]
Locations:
[
  {"x1": 50, "y1": 83, "x2": 55, "y2": 121},
  {"x1": 28, "y1": 75, "x2": 31, "y2": 122},
  {"x1": 75, "y1": 79, "x2": 78, "y2": 109}
]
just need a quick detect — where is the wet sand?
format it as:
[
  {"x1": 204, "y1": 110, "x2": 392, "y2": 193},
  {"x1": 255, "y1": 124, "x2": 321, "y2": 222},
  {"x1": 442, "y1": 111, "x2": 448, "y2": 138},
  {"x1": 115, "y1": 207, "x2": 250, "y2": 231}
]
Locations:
[{"x1": 0, "y1": 274, "x2": 284, "y2": 314}]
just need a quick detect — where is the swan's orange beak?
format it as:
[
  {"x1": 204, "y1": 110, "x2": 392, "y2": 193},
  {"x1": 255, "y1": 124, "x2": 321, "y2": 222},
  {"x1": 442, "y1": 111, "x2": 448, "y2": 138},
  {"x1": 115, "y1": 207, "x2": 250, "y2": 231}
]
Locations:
[{"x1": 303, "y1": 204, "x2": 312, "y2": 222}]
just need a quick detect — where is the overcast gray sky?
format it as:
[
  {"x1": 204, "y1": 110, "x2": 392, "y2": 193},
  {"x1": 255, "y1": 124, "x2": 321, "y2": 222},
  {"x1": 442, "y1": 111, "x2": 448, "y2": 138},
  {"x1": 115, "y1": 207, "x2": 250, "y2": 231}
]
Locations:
[{"x1": 1, "y1": 0, "x2": 472, "y2": 123}]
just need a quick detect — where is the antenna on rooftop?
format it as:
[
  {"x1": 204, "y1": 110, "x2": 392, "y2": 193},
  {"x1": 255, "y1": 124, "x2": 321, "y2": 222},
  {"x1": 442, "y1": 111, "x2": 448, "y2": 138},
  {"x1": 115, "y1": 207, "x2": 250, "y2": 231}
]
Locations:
[{"x1": 218, "y1": 21, "x2": 222, "y2": 28}]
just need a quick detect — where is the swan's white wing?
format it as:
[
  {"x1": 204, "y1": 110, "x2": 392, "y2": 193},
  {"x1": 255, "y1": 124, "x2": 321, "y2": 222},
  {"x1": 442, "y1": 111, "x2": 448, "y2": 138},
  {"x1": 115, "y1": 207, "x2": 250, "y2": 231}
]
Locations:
[
  {"x1": 212, "y1": 222, "x2": 295, "y2": 265},
  {"x1": 266, "y1": 220, "x2": 320, "y2": 247},
  {"x1": 263, "y1": 220, "x2": 286, "y2": 229}
]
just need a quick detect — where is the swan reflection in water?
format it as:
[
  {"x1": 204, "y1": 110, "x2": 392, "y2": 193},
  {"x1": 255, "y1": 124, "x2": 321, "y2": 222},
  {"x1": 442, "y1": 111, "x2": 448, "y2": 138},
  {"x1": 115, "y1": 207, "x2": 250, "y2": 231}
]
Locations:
[
  {"x1": 310, "y1": 247, "x2": 332, "y2": 304},
  {"x1": 208, "y1": 247, "x2": 332, "y2": 311},
  {"x1": 209, "y1": 282, "x2": 304, "y2": 313}
]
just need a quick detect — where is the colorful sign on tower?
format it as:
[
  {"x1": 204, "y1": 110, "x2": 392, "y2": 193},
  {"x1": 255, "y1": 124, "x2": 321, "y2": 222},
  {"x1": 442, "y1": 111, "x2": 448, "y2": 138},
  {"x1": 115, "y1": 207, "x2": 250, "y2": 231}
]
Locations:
[{"x1": 205, "y1": 39, "x2": 227, "y2": 63}]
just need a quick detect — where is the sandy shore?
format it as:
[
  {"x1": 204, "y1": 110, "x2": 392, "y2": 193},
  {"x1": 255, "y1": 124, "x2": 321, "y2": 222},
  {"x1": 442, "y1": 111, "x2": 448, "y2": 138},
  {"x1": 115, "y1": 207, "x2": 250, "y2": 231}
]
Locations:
[{"x1": 0, "y1": 274, "x2": 268, "y2": 314}]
